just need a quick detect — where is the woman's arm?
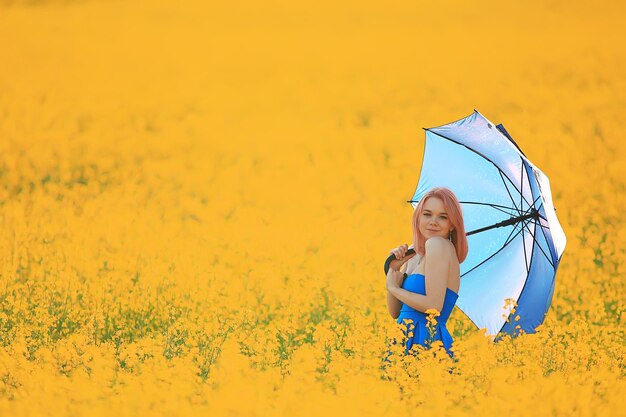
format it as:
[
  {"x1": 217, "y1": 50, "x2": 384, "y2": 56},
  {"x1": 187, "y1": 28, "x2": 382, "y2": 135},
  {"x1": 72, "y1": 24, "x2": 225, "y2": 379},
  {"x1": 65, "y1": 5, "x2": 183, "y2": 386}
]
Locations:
[
  {"x1": 386, "y1": 261, "x2": 407, "y2": 319},
  {"x1": 387, "y1": 238, "x2": 448, "y2": 313}
]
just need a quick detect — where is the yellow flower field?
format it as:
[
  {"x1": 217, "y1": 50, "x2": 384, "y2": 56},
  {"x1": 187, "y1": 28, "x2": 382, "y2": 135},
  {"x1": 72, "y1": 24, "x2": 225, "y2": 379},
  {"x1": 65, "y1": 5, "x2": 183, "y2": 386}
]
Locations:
[{"x1": 0, "y1": 0, "x2": 624, "y2": 415}]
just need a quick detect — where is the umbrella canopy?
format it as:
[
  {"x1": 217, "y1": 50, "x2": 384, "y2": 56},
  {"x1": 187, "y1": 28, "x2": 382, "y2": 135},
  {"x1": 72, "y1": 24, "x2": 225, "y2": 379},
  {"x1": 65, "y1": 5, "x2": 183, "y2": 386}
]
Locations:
[{"x1": 410, "y1": 110, "x2": 566, "y2": 338}]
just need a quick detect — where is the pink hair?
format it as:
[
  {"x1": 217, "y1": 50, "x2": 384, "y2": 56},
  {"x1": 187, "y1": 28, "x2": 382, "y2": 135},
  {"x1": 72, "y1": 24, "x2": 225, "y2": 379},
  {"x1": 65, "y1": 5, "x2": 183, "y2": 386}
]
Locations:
[{"x1": 411, "y1": 187, "x2": 468, "y2": 263}]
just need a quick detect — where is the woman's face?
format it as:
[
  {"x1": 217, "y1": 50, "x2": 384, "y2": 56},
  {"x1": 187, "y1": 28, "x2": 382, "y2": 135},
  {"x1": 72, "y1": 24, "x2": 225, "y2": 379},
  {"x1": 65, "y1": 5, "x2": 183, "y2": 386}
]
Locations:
[{"x1": 419, "y1": 197, "x2": 453, "y2": 240}]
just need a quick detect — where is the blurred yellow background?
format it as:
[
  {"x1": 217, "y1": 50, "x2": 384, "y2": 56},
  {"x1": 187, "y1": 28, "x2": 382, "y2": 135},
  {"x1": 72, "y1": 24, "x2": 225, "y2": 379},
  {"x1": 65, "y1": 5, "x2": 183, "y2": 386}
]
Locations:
[{"x1": 0, "y1": 0, "x2": 624, "y2": 415}]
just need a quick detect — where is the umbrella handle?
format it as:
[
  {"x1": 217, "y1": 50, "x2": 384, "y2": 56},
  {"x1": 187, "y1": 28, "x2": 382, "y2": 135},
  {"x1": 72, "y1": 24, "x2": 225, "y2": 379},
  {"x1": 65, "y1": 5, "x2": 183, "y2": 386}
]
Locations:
[{"x1": 384, "y1": 248, "x2": 416, "y2": 279}]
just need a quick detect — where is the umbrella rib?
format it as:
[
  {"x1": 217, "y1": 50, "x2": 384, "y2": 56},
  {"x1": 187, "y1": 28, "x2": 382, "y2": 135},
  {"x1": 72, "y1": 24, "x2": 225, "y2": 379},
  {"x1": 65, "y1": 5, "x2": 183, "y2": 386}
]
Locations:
[
  {"x1": 521, "y1": 217, "x2": 533, "y2": 274},
  {"x1": 498, "y1": 200, "x2": 549, "y2": 277},
  {"x1": 531, "y1": 219, "x2": 556, "y2": 269},
  {"x1": 465, "y1": 196, "x2": 541, "y2": 236},
  {"x1": 424, "y1": 110, "x2": 478, "y2": 130},
  {"x1": 517, "y1": 201, "x2": 536, "y2": 217},
  {"x1": 521, "y1": 160, "x2": 540, "y2": 212},
  {"x1": 522, "y1": 196, "x2": 537, "y2": 213},
  {"x1": 521, "y1": 219, "x2": 528, "y2": 274},
  {"x1": 499, "y1": 162, "x2": 534, "y2": 213},
  {"x1": 425, "y1": 129, "x2": 525, "y2": 202},
  {"x1": 503, "y1": 219, "x2": 523, "y2": 245},
  {"x1": 526, "y1": 197, "x2": 554, "y2": 252},
  {"x1": 532, "y1": 228, "x2": 556, "y2": 269},
  {"x1": 506, "y1": 166, "x2": 533, "y2": 213},
  {"x1": 488, "y1": 205, "x2": 518, "y2": 217},
  {"x1": 455, "y1": 201, "x2": 518, "y2": 211},
  {"x1": 461, "y1": 224, "x2": 526, "y2": 278},
  {"x1": 458, "y1": 201, "x2": 519, "y2": 216},
  {"x1": 498, "y1": 170, "x2": 521, "y2": 213},
  {"x1": 520, "y1": 163, "x2": 524, "y2": 214},
  {"x1": 495, "y1": 123, "x2": 527, "y2": 157},
  {"x1": 534, "y1": 201, "x2": 548, "y2": 222}
]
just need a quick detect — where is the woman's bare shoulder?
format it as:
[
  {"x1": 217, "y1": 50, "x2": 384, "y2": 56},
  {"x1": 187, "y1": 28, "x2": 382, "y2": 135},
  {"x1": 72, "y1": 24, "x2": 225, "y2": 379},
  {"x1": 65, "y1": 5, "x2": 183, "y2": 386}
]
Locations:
[
  {"x1": 425, "y1": 237, "x2": 456, "y2": 257},
  {"x1": 425, "y1": 236, "x2": 454, "y2": 249}
]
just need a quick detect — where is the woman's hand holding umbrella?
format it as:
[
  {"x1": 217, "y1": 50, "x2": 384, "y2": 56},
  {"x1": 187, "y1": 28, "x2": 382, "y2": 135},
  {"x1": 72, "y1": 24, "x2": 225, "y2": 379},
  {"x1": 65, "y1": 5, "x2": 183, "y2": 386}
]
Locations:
[
  {"x1": 386, "y1": 268, "x2": 404, "y2": 291},
  {"x1": 390, "y1": 244, "x2": 410, "y2": 260},
  {"x1": 385, "y1": 244, "x2": 417, "y2": 276}
]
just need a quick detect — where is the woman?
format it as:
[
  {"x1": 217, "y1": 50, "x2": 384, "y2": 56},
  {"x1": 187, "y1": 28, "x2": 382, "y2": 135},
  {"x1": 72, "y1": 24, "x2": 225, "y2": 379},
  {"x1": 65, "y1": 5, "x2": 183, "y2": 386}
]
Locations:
[{"x1": 386, "y1": 187, "x2": 468, "y2": 358}]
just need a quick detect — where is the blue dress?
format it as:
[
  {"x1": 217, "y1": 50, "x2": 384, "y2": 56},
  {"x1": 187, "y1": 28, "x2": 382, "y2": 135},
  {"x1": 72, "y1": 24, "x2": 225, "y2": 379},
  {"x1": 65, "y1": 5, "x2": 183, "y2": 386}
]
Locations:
[{"x1": 390, "y1": 273, "x2": 458, "y2": 358}]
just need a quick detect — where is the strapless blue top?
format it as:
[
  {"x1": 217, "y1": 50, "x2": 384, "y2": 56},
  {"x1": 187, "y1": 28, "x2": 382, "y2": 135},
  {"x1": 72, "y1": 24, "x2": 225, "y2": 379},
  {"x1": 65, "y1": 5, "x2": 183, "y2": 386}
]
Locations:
[
  {"x1": 399, "y1": 273, "x2": 459, "y2": 323},
  {"x1": 386, "y1": 273, "x2": 459, "y2": 359}
]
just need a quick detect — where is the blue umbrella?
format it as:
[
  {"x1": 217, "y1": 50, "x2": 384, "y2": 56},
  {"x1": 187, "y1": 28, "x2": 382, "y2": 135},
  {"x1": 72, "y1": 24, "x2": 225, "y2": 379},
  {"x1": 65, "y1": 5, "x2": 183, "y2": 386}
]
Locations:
[{"x1": 391, "y1": 110, "x2": 566, "y2": 339}]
